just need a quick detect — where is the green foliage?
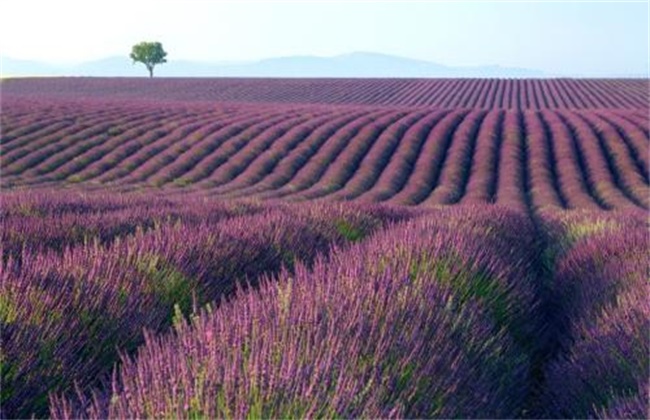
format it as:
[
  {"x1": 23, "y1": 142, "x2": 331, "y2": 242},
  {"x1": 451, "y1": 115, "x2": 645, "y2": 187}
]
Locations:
[
  {"x1": 335, "y1": 219, "x2": 365, "y2": 242},
  {"x1": 0, "y1": 294, "x2": 18, "y2": 324},
  {"x1": 407, "y1": 254, "x2": 513, "y2": 339},
  {"x1": 172, "y1": 178, "x2": 191, "y2": 187},
  {"x1": 106, "y1": 127, "x2": 124, "y2": 136},
  {"x1": 565, "y1": 219, "x2": 620, "y2": 244},
  {"x1": 13, "y1": 204, "x2": 45, "y2": 217},
  {"x1": 66, "y1": 175, "x2": 84, "y2": 183},
  {"x1": 1, "y1": 353, "x2": 16, "y2": 406},
  {"x1": 136, "y1": 254, "x2": 195, "y2": 321},
  {"x1": 130, "y1": 41, "x2": 167, "y2": 77},
  {"x1": 172, "y1": 303, "x2": 185, "y2": 330}
]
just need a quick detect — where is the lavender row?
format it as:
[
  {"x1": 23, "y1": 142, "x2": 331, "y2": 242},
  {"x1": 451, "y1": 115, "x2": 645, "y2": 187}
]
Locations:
[
  {"x1": 325, "y1": 110, "x2": 430, "y2": 201},
  {"x1": 2, "y1": 196, "x2": 411, "y2": 418},
  {"x1": 3, "y1": 78, "x2": 647, "y2": 109},
  {"x1": 538, "y1": 210, "x2": 649, "y2": 418},
  {"x1": 226, "y1": 109, "x2": 380, "y2": 198},
  {"x1": 3, "y1": 99, "x2": 648, "y2": 210},
  {"x1": 53, "y1": 206, "x2": 543, "y2": 418},
  {"x1": 0, "y1": 190, "x2": 264, "y2": 258}
]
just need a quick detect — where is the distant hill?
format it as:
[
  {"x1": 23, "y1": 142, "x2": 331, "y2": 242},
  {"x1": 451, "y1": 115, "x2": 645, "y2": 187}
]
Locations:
[
  {"x1": 2, "y1": 52, "x2": 548, "y2": 78},
  {"x1": 1, "y1": 57, "x2": 63, "y2": 77}
]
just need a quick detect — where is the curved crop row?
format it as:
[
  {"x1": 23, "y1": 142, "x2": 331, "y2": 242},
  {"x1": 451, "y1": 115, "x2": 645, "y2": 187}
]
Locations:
[
  {"x1": 522, "y1": 111, "x2": 566, "y2": 209},
  {"x1": 390, "y1": 110, "x2": 469, "y2": 205},
  {"x1": 538, "y1": 211, "x2": 649, "y2": 418},
  {"x1": 1, "y1": 196, "x2": 411, "y2": 418},
  {"x1": 356, "y1": 110, "x2": 452, "y2": 203},
  {"x1": 144, "y1": 110, "x2": 310, "y2": 187},
  {"x1": 223, "y1": 109, "x2": 374, "y2": 198},
  {"x1": 99, "y1": 109, "x2": 273, "y2": 185},
  {"x1": 295, "y1": 111, "x2": 409, "y2": 200},
  {"x1": 2, "y1": 108, "x2": 157, "y2": 176},
  {"x1": 51, "y1": 206, "x2": 543, "y2": 419},
  {"x1": 205, "y1": 110, "x2": 351, "y2": 193},
  {"x1": 421, "y1": 110, "x2": 488, "y2": 205},
  {"x1": 325, "y1": 110, "x2": 431, "y2": 201},
  {"x1": 260, "y1": 109, "x2": 397, "y2": 200},
  {"x1": 2, "y1": 99, "x2": 648, "y2": 211}
]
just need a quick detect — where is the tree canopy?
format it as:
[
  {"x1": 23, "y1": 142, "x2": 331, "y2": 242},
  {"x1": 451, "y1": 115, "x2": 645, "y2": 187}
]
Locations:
[{"x1": 130, "y1": 41, "x2": 167, "y2": 78}]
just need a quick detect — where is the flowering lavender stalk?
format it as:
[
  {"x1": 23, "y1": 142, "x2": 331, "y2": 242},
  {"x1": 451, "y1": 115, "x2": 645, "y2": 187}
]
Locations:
[
  {"x1": 52, "y1": 206, "x2": 537, "y2": 419},
  {"x1": 2, "y1": 193, "x2": 410, "y2": 418},
  {"x1": 540, "y1": 211, "x2": 649, "y2": 418}
]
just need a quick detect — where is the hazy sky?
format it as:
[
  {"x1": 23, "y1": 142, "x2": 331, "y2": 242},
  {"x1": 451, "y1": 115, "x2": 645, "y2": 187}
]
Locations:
[{"x1": 1, "y1": 0, "x2": 648, "y2": 76}]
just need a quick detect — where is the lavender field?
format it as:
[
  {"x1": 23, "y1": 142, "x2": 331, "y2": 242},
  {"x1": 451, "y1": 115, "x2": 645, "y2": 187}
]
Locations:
[{"x1": 1, "y1": 78, "x2": 648, "y2": 419}]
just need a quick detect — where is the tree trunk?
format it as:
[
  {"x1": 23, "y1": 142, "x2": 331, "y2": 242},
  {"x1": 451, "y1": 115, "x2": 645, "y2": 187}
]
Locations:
[{"x1": 148, "y1": 66, "x2": 153, "y2": 78}]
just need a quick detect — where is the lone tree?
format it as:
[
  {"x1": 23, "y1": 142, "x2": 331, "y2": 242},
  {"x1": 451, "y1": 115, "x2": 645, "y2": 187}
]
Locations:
[{"x1": 130, "y1": 41, "x2": 167, "y2": 77}]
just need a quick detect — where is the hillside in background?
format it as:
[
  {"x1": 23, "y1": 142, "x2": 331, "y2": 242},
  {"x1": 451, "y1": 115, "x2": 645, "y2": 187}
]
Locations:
[{"x1": 1, "y1": 52, "x2": 549, "y2": 78}]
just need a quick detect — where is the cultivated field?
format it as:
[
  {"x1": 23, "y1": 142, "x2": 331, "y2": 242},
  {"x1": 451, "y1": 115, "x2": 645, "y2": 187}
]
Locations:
[
  {"x1": 3, "y1": 77, "x2": 648, "y2": 108},
  {"x1": 1, "y1": 77, "x2": 648, "y2": 419}
]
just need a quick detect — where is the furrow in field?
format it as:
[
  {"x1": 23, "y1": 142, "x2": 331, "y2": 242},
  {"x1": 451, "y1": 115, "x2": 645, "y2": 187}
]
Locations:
[
  {"x1": 365, "y1": 79, "x2": 410, "y2": 106},
  {"x1": 466, "y1": 79, "x2": 491, "y2": 109},
  {"x1": 527, "y1": 111, "x2": 570, "y2": 209},
  {"x1": 588, "y1": 80, "x2": 628, "y2": 109},
  {"x1": 566, "y1": 79, "x2": 602, "y2": 109},
  {"x1": 291, "y1": 110, "x2": 410, "y2": 201},
  {"x1": 2, "y1": 109, "x2": 163, "y2": 178},
  {"x1": 459, "y1": 110, "x2": 503, "y2": 205},
  {"x1": 447, "y1": 79, "x2": 475, "y2": 108},
  {"x1": 2, "y1": 121, "x2": 77, "y2": 161},
  {"x1": 529, "y1": 80, "x2": 545, "y2": 109},
  {"x1": 389, "y1": 109, "x2": 470, "y2": 205},
  {"x1": 504, "y1": 79, "x2": 516, "y2": 109},
  {"x1": 604, "y1": 109, "x2": 650, "y2": 140},
  {"x1": 389, "y1": 80, "x2": 429, "y2": 106},
  {"x1": 31, "y1": 111, "x2": 212, "y2": 183},
  {"x1": 223, "y1": 110, "x2": 370, "y2": 198},
  {"x1": 539, "y1": 79, "x2": 559, "y2": 109},
  {"x1": 429, "y1": 79, "x2": 461, "y2": 107},
  {"x1": 356, "y1": 110, "x2": 452, "y2": 203},
  {"x1": 624, "y1": 112, "x2": 650, "y2": 131},
  {"x1": 178, "y1": 113, "x2": 307, "y2": 187},
  {"x1": 118, "y1": 109, "x2": 284, "y2": 185},
  {"x1": 303, "y1": 111, "x2": 426, "y2": 201},
  {"x1": 189, "y1": 112, "x2": 331, "y2": 190},
  {"x1": 324, "y1": 110, "x2": 431, "y2": 201},
  {"x1": 493, "y1": 111, "x2": 527, "y2": 210},
  {"x1": 1, "y1": 106, "x2": 118, "y2": 151},
  {"x1": 572, "y1": 112, "x2": 648, "y2": 209},
  {"x1": 540, "y1": 111, "x2": 606, "y2": 210},
  {"x1": 2, "y1": 119, "x2": 78, "y2": 154},
  {"x1": 421, "y1": 110, "x2": 488, "y2": 206},
  {"x1": 593, "y1": 112, "x2": 650, "y2": 184},
  {"x1": 438, "y1": 79, "x2": 466, "y2": 108},
  {"x1": 102, "y1": 109, "x2": 270, "y2": 184},
  {"x1": 1, "y1": 107, "x2": 143, "y2": 167},
  {"x1": 590, "y1": 79, "x2": 647, "y2": 109},
  {"x1": 554, "y1": 80, "x2": 578, "y2": 108},
  {"x1": 75, "y1": 112, "x2": 231, "y2": 183},
  {"x1": 205, "y1": 111, "x2": 350, "y2": 194},
  {"x1": 262, "y1": 109, "x2": 397, "y2": 200},
  {"x1": 558, "y1": 111, "x2": 637, "y2": 209}
]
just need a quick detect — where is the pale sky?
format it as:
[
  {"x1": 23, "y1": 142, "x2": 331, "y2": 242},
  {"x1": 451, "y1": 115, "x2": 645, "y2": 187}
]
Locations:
[{"x1": 1, "y1": 0, "x2": 648, "y2": 76}]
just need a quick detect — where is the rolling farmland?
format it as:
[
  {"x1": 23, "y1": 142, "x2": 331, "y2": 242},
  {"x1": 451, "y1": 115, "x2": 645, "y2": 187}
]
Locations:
[
  {"x1": 3, "y1": 77, "x2": 648, "y2": 109},
  {"x1": 2, "y1": 78, "x2": 649, "y2": 211},
  {"x1": 1, "y1": 78, "x2": 648, "y2": 419}
]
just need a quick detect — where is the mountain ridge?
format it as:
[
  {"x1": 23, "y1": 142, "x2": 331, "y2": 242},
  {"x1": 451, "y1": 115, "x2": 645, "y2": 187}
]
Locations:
[{"x1": 2, "y1": 52, "x2": 551, "y2": 78}]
